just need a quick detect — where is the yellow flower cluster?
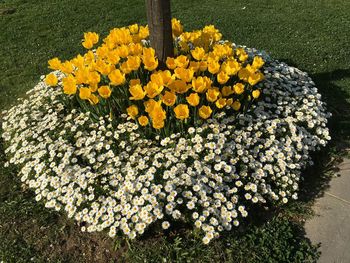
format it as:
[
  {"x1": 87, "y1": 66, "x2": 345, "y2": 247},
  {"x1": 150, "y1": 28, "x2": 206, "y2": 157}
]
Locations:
[{"x1": 45, "y1": 19, "x2": 265, "y2": 132}]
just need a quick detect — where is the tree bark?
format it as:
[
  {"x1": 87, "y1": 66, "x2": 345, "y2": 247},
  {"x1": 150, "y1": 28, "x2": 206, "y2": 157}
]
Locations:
[{"x1": 145, "y1": 0, "x2": 174, "y2": 69}]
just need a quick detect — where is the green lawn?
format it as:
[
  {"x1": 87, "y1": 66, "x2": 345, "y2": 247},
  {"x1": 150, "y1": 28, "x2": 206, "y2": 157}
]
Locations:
[{"x1": 1, "y1": 0, "x2": 350, "y2": 262}]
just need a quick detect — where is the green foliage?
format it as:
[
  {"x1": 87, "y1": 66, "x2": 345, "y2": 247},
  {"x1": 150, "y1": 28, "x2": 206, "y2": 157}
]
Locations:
[{"x1": 124, "y1": 217, "x2": 320, "y2": 263}]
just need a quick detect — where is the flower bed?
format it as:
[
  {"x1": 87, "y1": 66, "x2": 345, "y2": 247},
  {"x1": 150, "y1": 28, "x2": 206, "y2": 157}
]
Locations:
[{"x1": 1, "y1": 20, "x2": 331, "y2": 244}]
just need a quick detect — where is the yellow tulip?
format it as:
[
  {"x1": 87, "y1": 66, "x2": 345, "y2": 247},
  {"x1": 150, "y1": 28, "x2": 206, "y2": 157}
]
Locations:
[
  {"x1": 172, "y1": 18, "x2": 183, "y2": 37},
  {"x1": 143, "y1": 56, "x2": 159, "y2": 71},
  {"x1": 106, "y1": 50, "x2": 121, "y2": 65},
  {"x1": 120, "y1": 61, "x2": 132, "y2": 74},
  {"x1": 130, "y1": 79, "x2": 141, "y2": 86},
  {"x1": 152, "y1": 120, "x2": 165, "y2": 129},
  {"x1": 71, "y1": 55, "x2": 84, "y2": 69},
  {"x1": 79, "y1": 87, "x2": 92, "y2": 100},
  {"x1": 89, "y1": 94, "x2": 99, "y2": 105},
  {"x1": 160, "y1": 70, "x2": 174, "y2": 86},
  {"x1": 198, "y1": 105, "x2": 212, "y2": 119},
  {"x1": 169, "y1": 79, "x2": 191, "y2": 94},
  {"x1": 138, "y1": 115, "x2": 149, "y2": 126},
  {"x1": 248, "y1": 72, "x2": 264, "y2": 86},
  {"x1": 138, "y1": 25, "x2": 149, "y2": 40},
  {"x1": 84, "y1": 51, "x2": 95, "y2": 64},
  {"x1": 217, "y1": 71, "x2": 230, "y2": 84},
  {"x1": 75, "y1": 67, "x2": 90, "y2": 85},
  {"x1": 232, "y1": 100, "x2": 241, "y2": 111},
  {"x1": 129, "y1": 43, "x2": 143, "y2": 55},
  {"x1": 174, "y1": 55, "x2": 189, "y2": 68},
  {"x1": 98, "y1": 85, "x2": 112, "y2": 99},
  {"x1": 126, "y1": 55, "x2": 141, "y2": 71},
  {"x1": 45, "y1": 73, "x2": 58, "y2": 86},
  {"x1": 150, "y1": 72, "x2": 164, "y2": 87},
  {"x1": 96, "y1": 45, "x2": 109, "y2": 59},
  {"x1": 221, "y1": 86, "x2": 234, "y2": 97},
  {"x1": 129, "y1": 24, "x2": 139, "y2": 34},
  {"x1": 95, "y1": 59, "x2": 115, "y2": 75},
  {"x1": 226, "y1": 98, "x2": 233, "y2": 106},
  {"x1": 206, "y1": 88, "x2": 220, "y2": 102},
  {"x1": 161, "y1": 91, "x2": 177, "y2": 106},
  {"x1": 186, "y1": 93, "x2": 200, "y2": 107},
  {"x1": 252, "y1": 56, "x2": 264, "y2": 69},
  {"x1": 222, "y1": 59, "x2": 240, "y2": 76},
  {"x1": 90, "y1": 84, "x2": 98, "y2": 92},
  {"x1": 174, "y1": 104, "x2": 189, "y2": 120},
  {"x1": 149, "y1": 103, "x2": 166, "y2": 128},
  {"x1": 236, "y1": 48, "x2": 248, "y2": 62},
  {"x1": 199, "y1": 61, "x2": 208, "y2": 71},
  {"x1": 174, "y1": 67, "x2": 194, "y2": 82},
  {"x1": 215, "y1": 98, "x2": 227, "y2": 109},
  {"x1": 87, "y1": 71, "x2": 101, "y2": 86},
  {"x1": 166, "y1": 57, "x2": 176, "y2": 70},
  {"x1": 191, "y1": 47, "x2": 206, "y2": 61},
  {"x1": 48, "y1": 57, "x2": 61, "y2": 70},
  {"x1": 142, "y1": 47, "x2": 158, "y2": 71},
  {"x1": 59, "y1": 61, "x2": 74, "y2": 74},
  {"x1": 127, "y1": 105, "x2": 139, "y2": 119},
  {"x1": 129, "y1": 84, "x2": 146, "y2": 100},
  {"x1": 108, "y1": 69, "x2": 125, "y2": 86},
  {"x1": 62, "y1": 75, "x2": 77, "y2": 95},
  {"x1": 189, "y1": 61, "x2": 200, "y2": 72},
  {"x1": 208, "y1": 61, "x2": 220, "y2": 74},
  {"x1": 116, "y1": 45, "x2": 129, "y2": 58},
  {"x1": 233, "y1": 83, "x2": 245, "y2": 95},
  {"x1": 252, "y1": 89, "x2": 261, "y2": 99},
  {"x1": 179, "y1": 41, "x2": 190, "y2": 52},
  {"x1": 82, "y1": 32, "x2": 99, "y2": 49},
  {"x1": 191, "y1": 76, "x2": 212, "y2": 93},
  {"x1": 144, "y1": 81, "x2": 163, "y2": 98},
  {"x1": 238, "y1": 68, "x2": 251, "y2": 82},
  {"x1": 144, "y1": 99, "x2": 161, "y2": 114}
]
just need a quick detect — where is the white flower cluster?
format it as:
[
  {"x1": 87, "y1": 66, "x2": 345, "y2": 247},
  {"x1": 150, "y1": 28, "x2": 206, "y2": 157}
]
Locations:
[{"x1": 1, "y1": 49, "x2": 331, "y2": 244}]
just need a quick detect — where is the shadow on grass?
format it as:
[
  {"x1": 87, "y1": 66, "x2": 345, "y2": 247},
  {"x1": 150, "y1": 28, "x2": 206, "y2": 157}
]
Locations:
[{"x1": 299, "y1": 68, "x2": 350, "y2": 203}]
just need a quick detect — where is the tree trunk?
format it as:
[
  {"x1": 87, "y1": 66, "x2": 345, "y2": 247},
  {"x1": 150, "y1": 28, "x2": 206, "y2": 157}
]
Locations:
[{"x1": 145, "y1": 0, "x2": 174, "y2": 69}]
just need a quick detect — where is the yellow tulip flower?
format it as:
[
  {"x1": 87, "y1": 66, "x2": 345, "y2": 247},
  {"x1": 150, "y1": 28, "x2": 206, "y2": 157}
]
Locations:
[
  {"x1": 252, "y1": 90, "x2": 261, "y2": 99},
  {"x1": 232, "y1": 100, "x2": 241, "y2": 111},
  {"x1": 198, "y1": 105, "x2": 212, "y2": 119},
  {"x1": 127, "y1": 105, "x2": 139, "y2": 119},
  {"x1": 62, "y1": 75, "x2": 77, "y2": 95},
  {"x1": 79, "y1": 87, "x2": 92, "y2": 100},
  {"x1": 144, "y1": 81, "x2": 163, "y2": 98},
  {"x1": 45, "y1": 73, "x2": 58, "y2": 86},
  {"x1": 252, "y1": 56, "x2": 264, "y2": 69},
  {"x1": 215, "y1": 98, "x2": 227, "y2": 109},
  {"x1": 129, "y1": 84, "x2": 146, "y2": 100},
  {"x1": 138, "y1": 115, "x2": 149, "y2": 126},
  {"x1": 161, "y1": 91, "x2": 177, "y2": 106},
  {"x1": 191, "y1": 47, "x2": 206, "y2": 61},
  {"x1": 206, "y1": 88, "x2": 220, "y2": 102},
  {"x1": 108, "y1": 69, "x2": 125, "y2": 86},
  {"x1": 48, "y1": 57, "x2": 61, "y2": 70},
  {"x1": 217, "y1": 71, "x2": 230, "y2": 85},
  {"x1": 186, "y1": 93, "x2": 200, "y2": 107},
  {"x1": 233, "y1": 83, "x2": 245, "y2": 95},
  {"x1": 98, "y1": 86, "x2": 112, "y2": 99},
  {"x1": 174, "y1": 104, "x2": 189, "y2": 120}
]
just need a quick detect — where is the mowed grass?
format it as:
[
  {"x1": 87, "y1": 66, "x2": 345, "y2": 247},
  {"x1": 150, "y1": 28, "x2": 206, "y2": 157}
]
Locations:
[{"x1": 0, "y1": 0, "x2": 349, "y2": 262}]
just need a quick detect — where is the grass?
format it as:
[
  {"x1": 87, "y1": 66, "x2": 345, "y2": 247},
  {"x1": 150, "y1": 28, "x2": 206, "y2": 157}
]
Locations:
[{"x1": 0, "y1": 0, "x2": 350, "y2": 262}]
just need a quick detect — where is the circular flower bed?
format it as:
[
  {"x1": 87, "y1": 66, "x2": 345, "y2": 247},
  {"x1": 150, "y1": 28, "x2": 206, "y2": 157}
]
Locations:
[{"x1": 1, "y1": 20, "x2": 331, "y2": 244}]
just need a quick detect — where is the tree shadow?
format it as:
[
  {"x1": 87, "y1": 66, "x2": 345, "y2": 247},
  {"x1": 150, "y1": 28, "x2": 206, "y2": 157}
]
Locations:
[{"x1": 299, "y1": 67, "x2": 350, "y2": 203}]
